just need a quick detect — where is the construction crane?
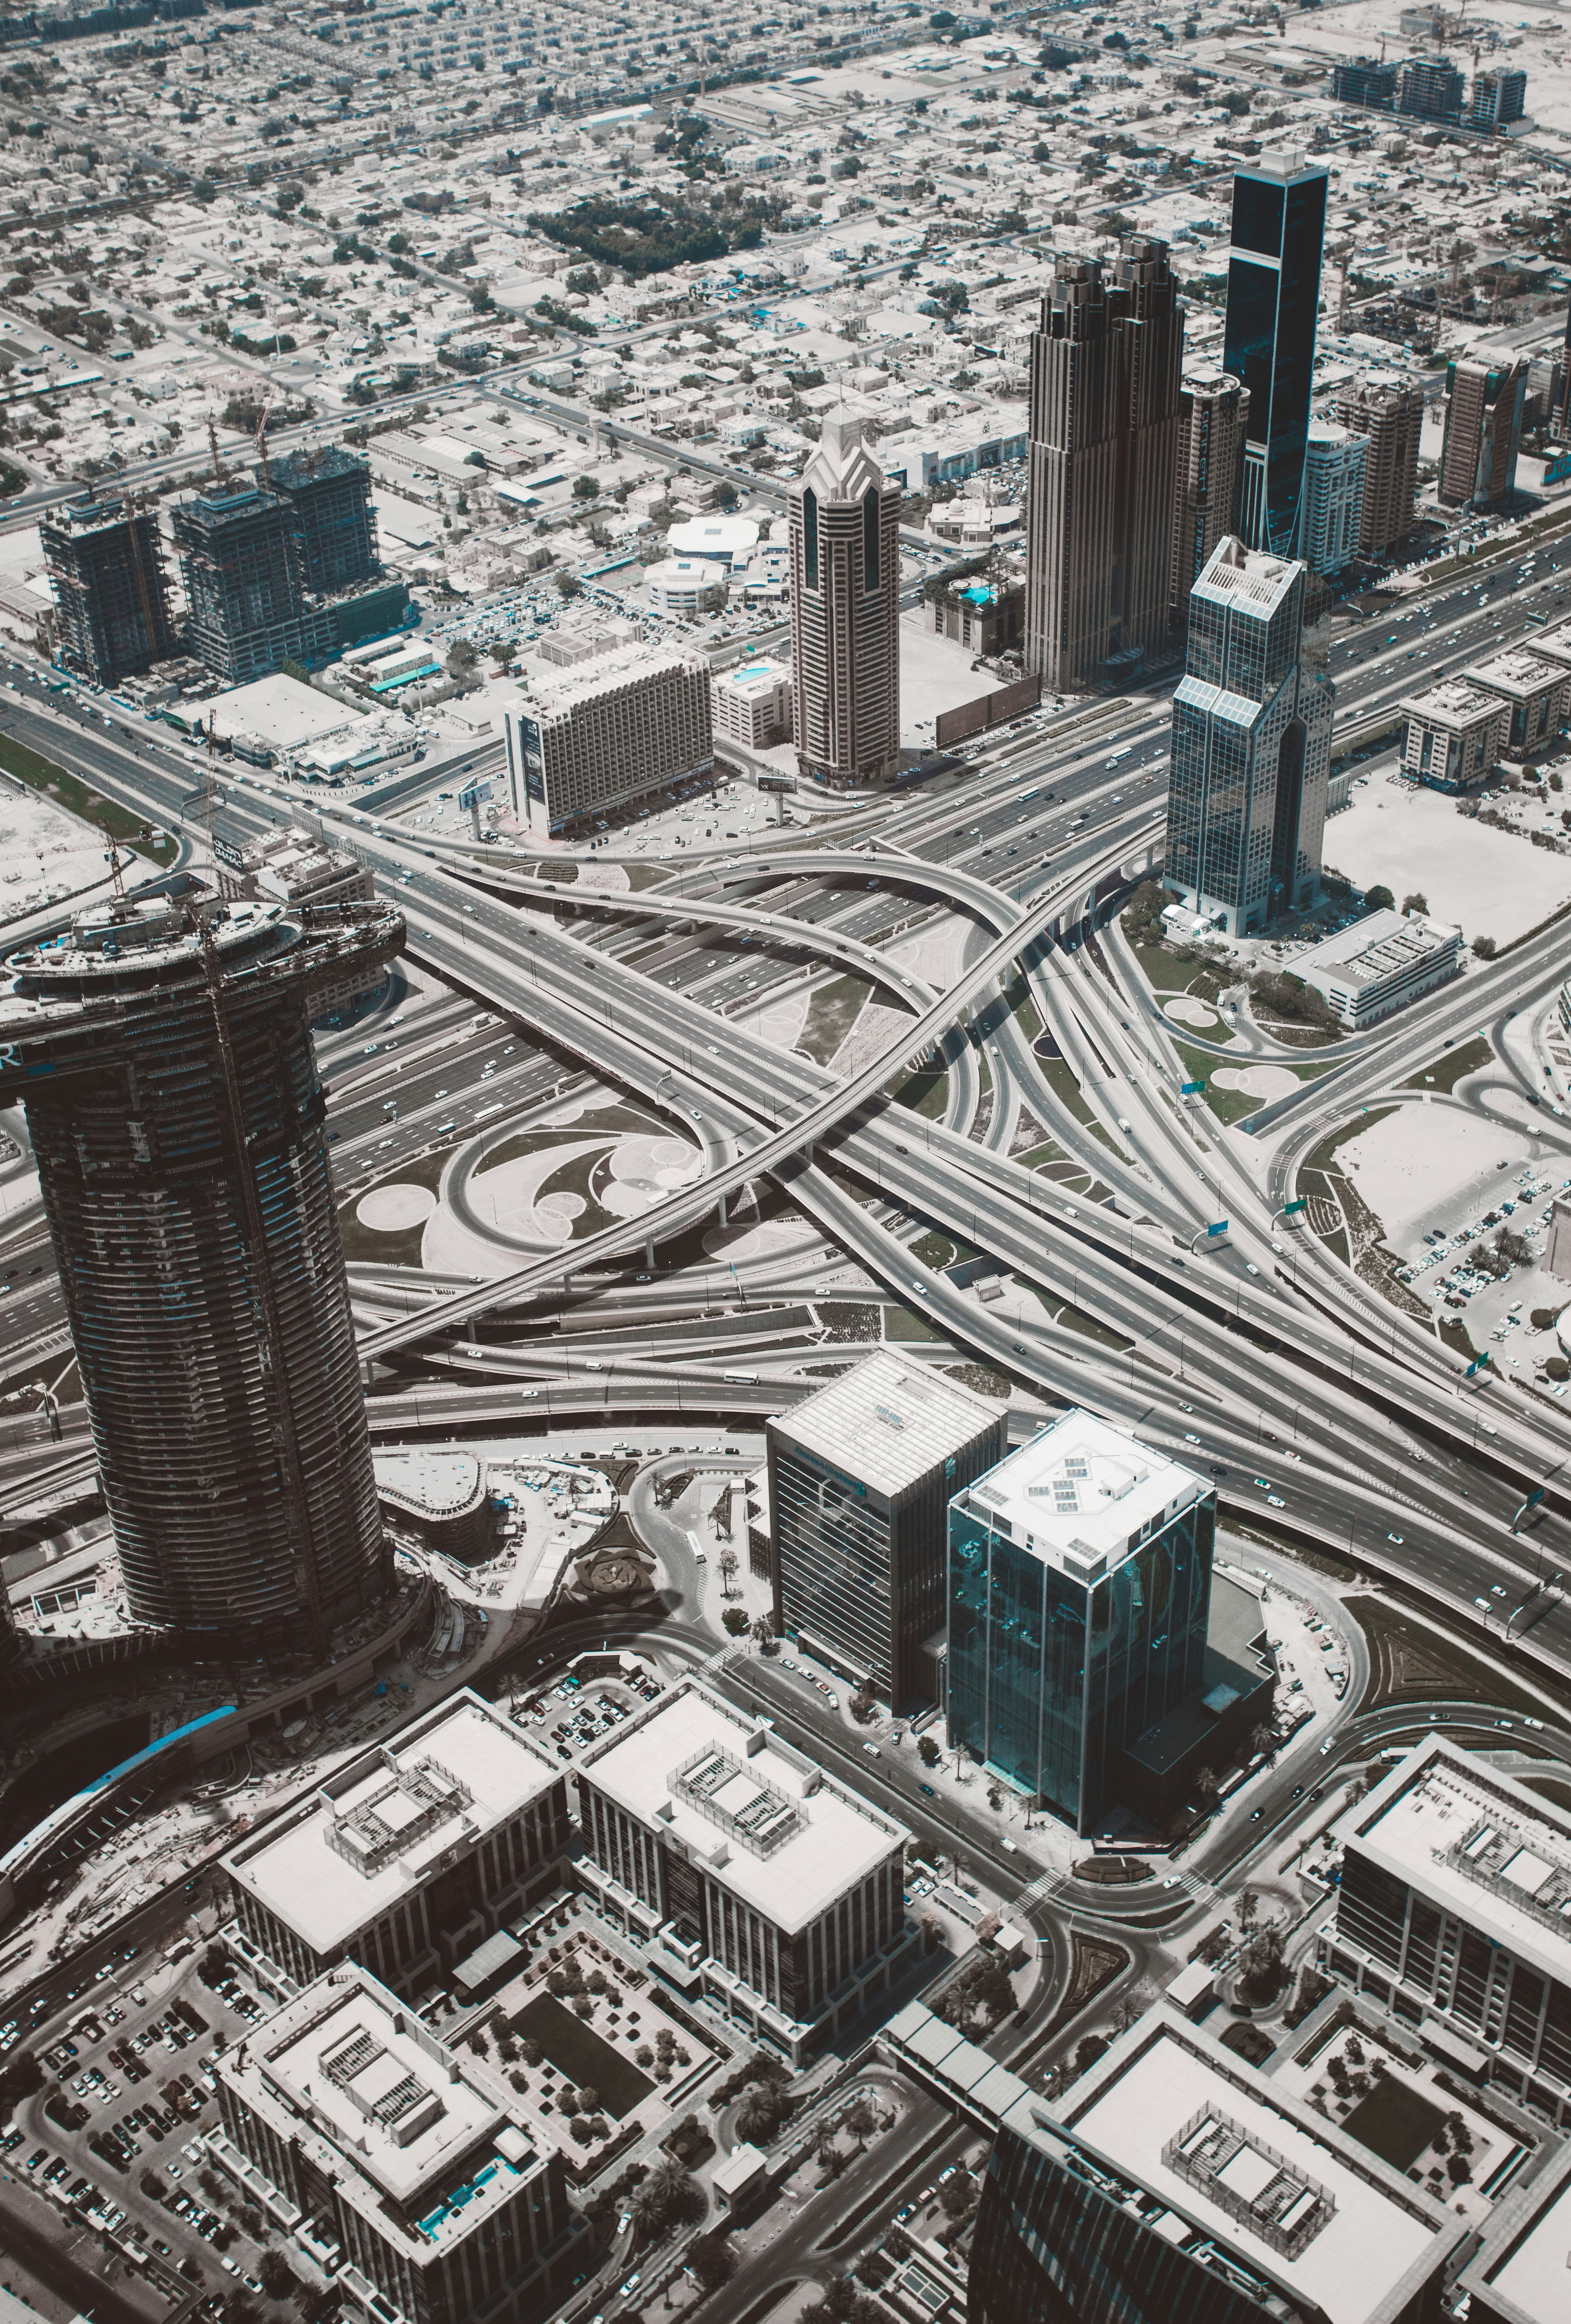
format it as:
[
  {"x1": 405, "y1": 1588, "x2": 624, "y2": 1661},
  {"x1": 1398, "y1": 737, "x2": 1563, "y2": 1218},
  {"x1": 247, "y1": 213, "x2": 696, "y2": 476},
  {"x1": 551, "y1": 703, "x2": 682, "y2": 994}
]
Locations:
[
  {"x1": 254, "y1": 381, "x2": 277, "y2": 491},
  {"x1": 207, "y1": 413, "x2": 225, "y2": 487}
]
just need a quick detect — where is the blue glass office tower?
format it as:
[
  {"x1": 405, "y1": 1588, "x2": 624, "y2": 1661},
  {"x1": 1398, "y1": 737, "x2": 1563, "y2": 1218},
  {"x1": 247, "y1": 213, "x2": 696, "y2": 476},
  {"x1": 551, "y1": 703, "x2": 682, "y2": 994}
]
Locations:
[
  {"x1": 947, "y1": 1412, "x2": 1214, "y2": 1836},
  {"x1": 1165, "y1": 537, "x2": 1334, "y2": 937},
  {"x1": 1222, "y1": 152, "x2": 1329, "y2": 560}
]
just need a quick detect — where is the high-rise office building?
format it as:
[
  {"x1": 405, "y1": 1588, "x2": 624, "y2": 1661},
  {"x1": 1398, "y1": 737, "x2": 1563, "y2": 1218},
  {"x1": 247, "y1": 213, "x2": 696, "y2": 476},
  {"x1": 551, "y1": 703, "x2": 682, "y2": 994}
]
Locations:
[
  {"x1": 1326, "y1": 1737, "x2": 1571, "y2": 2128},
  {"x1": 173, "y1": 483, "x2": 331, "y2": 682},
  {"x1": 574, "y1": 1677, "x2": 914, "y2": 2063},
  {"x1": 768, "y1": 1351, "x2": 1005, "y2": 1708},
  {"x1": 1440, "y1": 355, "x2": 1525, "y2": 509},
  {"x1": 1330, "y1": 55, "x2": 1399, "y2": 108},
  {"x1": 947, "y1": 1411, "x2": 1215, "y2": 1837},
  {"x1": 969, "y1": 2006, "x2": 1467, "y2": 2324},
  {"x1": 1299, "y1": 422, "x2": 1367, "y2": 575},
  {"x1": 501, "y1": 640, "x2": 713, "y2": 834},
  {"x1": 213, "y1": 1963, "x2": 588, "y2": 2324},
  {"x1": 789, "y1": 411, "x2": 902, "y2": 788},
  {"x1": 1397, "y1": 54, "x2": 1467, "y2": 120},
  {"x1": 1165, "y1": 536, "x2": 1334, "y2": 936},
  {"x1": 1025, "y1": 240, "x2": 1185, "y2": 690},
  {"x1": 1333, "y1": 378, "x2": 1423, "y2": 554},
  {"x1": 0, "y1": 891, "x2": 402, "y2": 1646},
  {"x1": 41, "y1": 497, "x2": 179, "y2": 686},
  {"x1": 1171, "y1": 368, "x2": 1248, "y2": 639},
  {"x1": 269, "y1": 445, "x2": 380, "y2": 595},
  {"x1": 1471, "y1": 65, "x2": 1528, "y2": 131},
  {"x1": 1222, "y1": 151, "x2": 1329, "y2": 560}
]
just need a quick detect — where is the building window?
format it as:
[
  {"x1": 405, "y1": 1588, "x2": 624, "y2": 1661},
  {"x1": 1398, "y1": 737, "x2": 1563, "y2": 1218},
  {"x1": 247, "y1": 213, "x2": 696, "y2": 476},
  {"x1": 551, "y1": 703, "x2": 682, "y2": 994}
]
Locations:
[
  {"x1": 862, "y1": 487, "x2": 880, "y2": 592},
  {"x1": 803, "y1": 488, "x2": 818, "y2": 592}
]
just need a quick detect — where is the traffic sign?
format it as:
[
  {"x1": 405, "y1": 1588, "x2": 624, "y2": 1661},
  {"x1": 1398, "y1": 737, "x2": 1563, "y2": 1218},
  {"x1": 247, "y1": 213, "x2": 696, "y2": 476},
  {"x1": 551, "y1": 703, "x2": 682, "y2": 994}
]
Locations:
[
  {"x1": 757, "y1": 773, "x2": 796, "y2": 794},
  {"x1": 1206, "y1": 1219, "x2": 1229, "y2": 1239},
  {"x1": 1283, "y1": 1197, "x2": 1307, "y2": 1217},
  {"x1": 1181, "y1": 1079, "x2": 1206, "y2": 1095}
]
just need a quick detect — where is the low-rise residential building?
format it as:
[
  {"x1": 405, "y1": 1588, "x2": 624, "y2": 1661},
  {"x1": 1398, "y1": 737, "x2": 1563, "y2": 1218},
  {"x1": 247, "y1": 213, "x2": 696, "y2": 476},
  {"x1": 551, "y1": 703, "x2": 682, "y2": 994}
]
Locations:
[
  {"x1": 712, "y1": 656, "x2": 794, "y2": 750},
  {"x1": 212, "y1": 1963, "x2": 586, "y2": 2324},
  {"x1": 1295, "y1": 907, "x2": 1462, "y2": 1029},
  {"x1": 1462, "y1": 648, "x2": 1570, "y2": 759},
  {"x1": 1400, "y1": 677, "x2": 1508, "y2": 792},
  {"x1": 574, "y1": 1676, "x2": 914, "y2": 2063},
  {"x1": 223, "y1": 1691, "x2": 569, "y2": 1999},
  {"x1": 1325, "y1": 1737, "x2": 1571, "y2": 2128},
  {"x1": 501, "y1": 641, "x2": 713, "y2": 832}
]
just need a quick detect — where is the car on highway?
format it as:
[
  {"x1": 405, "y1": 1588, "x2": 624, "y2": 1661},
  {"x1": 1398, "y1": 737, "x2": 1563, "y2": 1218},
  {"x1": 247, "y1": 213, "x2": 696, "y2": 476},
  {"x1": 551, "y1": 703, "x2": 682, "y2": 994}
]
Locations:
[
  {"x1": 919, "y1": 1783, "x2": 935, "y2": 1797},
  {"x1": 1386, "y1": 1532, "x2": 1403, "y2": 1545},
  {"x1": 1267, "y1": 1495, "x2": 1285, "y2": 1509}
]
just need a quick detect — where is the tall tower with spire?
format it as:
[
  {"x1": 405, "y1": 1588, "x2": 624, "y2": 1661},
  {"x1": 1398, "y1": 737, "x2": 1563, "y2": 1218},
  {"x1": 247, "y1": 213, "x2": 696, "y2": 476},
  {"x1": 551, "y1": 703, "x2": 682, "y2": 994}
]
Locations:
[{"x1": 789, "y1": 412, "x2": 902, "y2": 789}]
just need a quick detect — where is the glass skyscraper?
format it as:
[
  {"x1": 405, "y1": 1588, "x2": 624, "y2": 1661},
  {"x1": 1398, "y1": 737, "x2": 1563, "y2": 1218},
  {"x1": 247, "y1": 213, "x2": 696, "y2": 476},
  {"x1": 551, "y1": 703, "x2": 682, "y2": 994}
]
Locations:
[
  {"x1": 1222, "y1": 151, "x2": 1329, "y2": 560},
  {"x1": 946, "y1": 1412, "x2": 1214, "y2": 1836},
  {"x1": 1164, "y1": 536, "x2": 1335, "y2": 938}
]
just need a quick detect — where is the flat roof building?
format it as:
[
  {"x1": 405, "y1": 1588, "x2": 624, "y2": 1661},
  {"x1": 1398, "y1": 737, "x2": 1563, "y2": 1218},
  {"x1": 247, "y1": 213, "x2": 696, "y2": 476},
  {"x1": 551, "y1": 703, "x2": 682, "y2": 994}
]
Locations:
[
  {"x1": 501, "y1": 641, "x2": 712, "y2": 834},
  {"x1": 712, "y1": 657, "x2": 793, "y2": 751},
  {"x1": 575, "y1": 1676, "x2": 913, "y2": 2063},
  {"x1": 212, "y1": 1963, "x2": 586, "y2": 2324},
  {"x1": 969, "y1": 2006, "x2": 1468, "y2": 2324},
  {"x1": 1456, "y1": 2142, "x2": 1571, "y2": 2324},
  {"x1": 1325, "y1": 1737, "x2": 1571, "y2": 2128},
  {"x1": 948, "y1": 1411, "x2": 1215, "y2": 1835},
  {"x1": 1294, "y1": 907, "x2": 1462, "y2": 1030},
  {"x1": 41, "y1": 496, "x2": 179, "y2": 687},
  {"x1": 770, "y1": 1351, "x2": 1005, "y2": 1708},
  {"x1": 1332, "y1": 378, "x2": 1422, "y2": 558},
  {"x1": 1400, "y1": 677, "x2": 1507, "y2": 793},
  {"x1": 1462, "y1": 648, "x2": 1570, "y2": 759},
  {"x1": 223, "y1": 1690, "x2": 568, "y2": 1999}
]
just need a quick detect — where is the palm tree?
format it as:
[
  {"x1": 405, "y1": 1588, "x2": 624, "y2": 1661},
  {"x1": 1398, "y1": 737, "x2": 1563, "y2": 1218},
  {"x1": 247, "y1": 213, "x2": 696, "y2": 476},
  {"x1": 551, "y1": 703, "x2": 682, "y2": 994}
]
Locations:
[
  {"x1": 735, "y1": 2082, "x2": 780, "y2": 2144},
  {"x1": 751, "y1": 1611, "x2": 773, "y2": 1650}
]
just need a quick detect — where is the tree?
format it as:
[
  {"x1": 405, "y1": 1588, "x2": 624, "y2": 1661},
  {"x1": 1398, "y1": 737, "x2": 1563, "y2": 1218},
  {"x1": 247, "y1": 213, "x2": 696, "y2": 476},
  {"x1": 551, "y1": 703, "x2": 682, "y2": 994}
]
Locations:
[
  {"x1": 713, "y1": 480, "x2": 738, "y2": 509},
  {"x1": 1239, "y1": 1919, "x2": 1287, "y2": 2003},
  {"x1": 850, "y1": 1680, "x2": 878, "y2": 1726},
  {"x1": 555, "y1": 573, "x2": 583, "y2": 600},
  {"x1": 751, "y1": 1612, "x2": 774, "y2": 1650},
  {"x1": 258, "y1": 2251, "x2": 297, "y2": 2300},
  {"x1": 1236, "y1": 1887, "x2": 1259, "y2": 1934},
  {"x1": 844, "y1": 2096, "x2": 877, "y2": 2149},
  {"x1": 0, "y1": 2051, "x2": 45, "y2": 2116},
  {"x1": 918, "y1": 1735, "x2": 942, "y2": 1768},
  {"x1": 688, "y1": 2230, "x2": 737, "y2": 2291},
  {"x1": 1364, "y1": 885, "x2": 1395, "y2": 911},
  {"x1": 939, "y1": 2168, "x2": 975, "y2": 2219},
  {"x1": 1195, "y1": 1765, "x2": 1220, "y2": 1804},
  {"x1": 718, "y1": 1546, "x2": 738, "y2": 1597},
  {"x1": 1247, "y1": 1724, "x2": 1275, "y2": 1760},
  {"x1": 1472, "y1": 934, "x2": 1498, "y2": 959},
  {"x1": 1402, "y1": 892, "x2": 1428, "y2": 915},
  {"x1": 736, "y1": 2082, "x2": 783, "y2": 2143},
  {"x1": 722, "y1": 1607, "x2": 751, "y2": 1636},
  {"x1": 572, "y1": 475, "x2": 598, "y2": 500},
  {"x1": 140, "y1": 2169, "x2": 167, "y2": 2200}
]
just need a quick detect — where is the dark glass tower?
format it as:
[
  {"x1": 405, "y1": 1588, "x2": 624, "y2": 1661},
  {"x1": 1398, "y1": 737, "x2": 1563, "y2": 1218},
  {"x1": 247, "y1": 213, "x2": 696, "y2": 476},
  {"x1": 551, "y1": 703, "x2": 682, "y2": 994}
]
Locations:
[
  {"x1": 0, "y1": 891, "x2": 403, "y2": 1650},
  {"x1": 946, "y1": 1411, "x2": 1214, "y2": 1837},
  {"x1": 1222, "y1": 152, "x2": 1329, "y2": 560}
]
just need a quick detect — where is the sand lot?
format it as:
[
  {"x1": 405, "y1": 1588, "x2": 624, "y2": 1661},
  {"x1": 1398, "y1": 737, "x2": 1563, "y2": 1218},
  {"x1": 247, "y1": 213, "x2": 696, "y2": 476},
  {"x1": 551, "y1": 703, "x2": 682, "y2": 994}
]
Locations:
[
  {"x1": 1326, "y1": 779, "x2": 1571, "y2": 945},
  {"x1": 1339, "y1": 1102, "x2": 1535, "y2": 1246}
]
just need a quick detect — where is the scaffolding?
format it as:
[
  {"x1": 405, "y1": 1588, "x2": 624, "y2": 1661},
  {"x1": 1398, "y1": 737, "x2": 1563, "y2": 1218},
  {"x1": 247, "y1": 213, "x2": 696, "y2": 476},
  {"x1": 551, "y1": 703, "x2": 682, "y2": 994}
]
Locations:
[{"x1": 40, "y1": 497, "x2": 178, "y2": 685}]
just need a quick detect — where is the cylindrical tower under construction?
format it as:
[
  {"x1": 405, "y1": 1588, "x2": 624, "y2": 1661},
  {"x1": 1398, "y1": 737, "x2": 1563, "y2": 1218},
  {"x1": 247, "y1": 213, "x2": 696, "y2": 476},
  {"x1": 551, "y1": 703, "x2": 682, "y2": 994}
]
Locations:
[{"x1": 0, "y1": 889, "x2": 403, "y2": 1648}]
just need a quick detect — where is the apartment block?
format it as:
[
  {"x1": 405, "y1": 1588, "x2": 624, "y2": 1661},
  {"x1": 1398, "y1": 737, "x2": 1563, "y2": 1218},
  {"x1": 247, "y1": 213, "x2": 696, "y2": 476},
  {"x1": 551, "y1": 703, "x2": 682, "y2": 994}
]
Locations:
[
  {"x1": 1462, "y1": 647, "x2": 1570, "y2": 758},
  {"x1": 1400, "y1": 677, "x2": 1508, "y2": 791},
  {"x1": 574, "y1": 1677, "x2": 913, "y2": 2063},
  {"x1": 711, "y1": 655, "x2": 793, "y2": 750},
  {"x1": 1332, "y1": 380, "x2": 1423, "y2": 555},
  {"x1": 1171, "y1": 368, "x2": 1248, "y2": 636},
  {"x1": 223, "y1": 1691, "x2": 569, "y2": 1998},
  {"x1": 1440, "y1": 356, "x2": 1525, "y2": 509},
  {"x1": 502, "y1": 641, "x2": 713, "y2": 832},
  {"x1": 212, "y1": 1963, "x2": 585, "y2": 2324},
  {"x1": 41, "y1": 496, "x2": 179, "y2": 686},
  {"x1": 1325, "y1": 1737, "x2": 1571, "y2": 2128},
  {"x1": 790, "y1": 411, "x2": 902, "y2": 787},
  {"x1": 1300, "y1": 423, "x2": 1367, "y2": 574}
]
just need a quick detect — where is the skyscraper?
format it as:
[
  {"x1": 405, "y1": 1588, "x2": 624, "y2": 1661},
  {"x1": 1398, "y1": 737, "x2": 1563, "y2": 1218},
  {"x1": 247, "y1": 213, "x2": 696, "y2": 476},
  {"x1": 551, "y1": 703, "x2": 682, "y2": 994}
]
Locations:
[
  {"x1": 1470, "y1": 65, "x2": 1527, "y2": 132},
  {"x1": 268, "y1": 445, "x2": 380, "y2": 595},
  {"x1": 946, "y1": 1411, "x2": 1214, "y2": 1836},
  {"x1": 0, "y1": 890, "x2": 402, "y2": 1647},
  {"x1": 1164, "y1": 536, "x2": 1335, "y2": 936},
  {"x1": 1170, "y1": 368, "x2": 1248, "y2": 638},
  {"x1": 1025, "y1": 239, "x2": 1185, "y2": 690},
  {"x1": 41, "y1": 497, "x2": 178, "y2": 686},
  {"x1": 768, "y1": 1351, "x2": 1005, "y2": 1708},
  {"x1": 789, "y1": 411, "x2": 902, "y2": 788},
  {"x1": 1222, "y1": 151, "x2": 1329, "y2": 559},
  {"x1": 1332, "y1": 378, "x2": 1422, "y2": 554},
  {"x1": 1299, "y1": 422, "x2": 1367, "y2": 575},
  {"x1": 1397, "y1": 54, "x2": 1466, "y2": 121},
  {"x1": 1440, "y1": 355, "x2": 1525, "y2": 509},
  {"x1": 173, "y1": 483, "x2": 330, "y2": 682}
]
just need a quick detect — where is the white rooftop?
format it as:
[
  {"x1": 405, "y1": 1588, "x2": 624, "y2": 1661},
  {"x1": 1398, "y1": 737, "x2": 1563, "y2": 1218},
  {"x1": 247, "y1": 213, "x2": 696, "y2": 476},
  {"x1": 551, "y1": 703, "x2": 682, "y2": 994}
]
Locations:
[
  {"x1": 222, "y1": 1966, "x2": 546, "y2": 2259},
  {"x1": 714, "y1": 656, "x2": 791, "y2": 700},
  {"x1": 1466, "y1": 2161, "x2": 1571, "y2": 2324},
  {"x1": 769, "y1": 1349, "x2": 1002, "y2": 1500},
  {"x1": 1040, "y1": 2009, "x2": 1457, "y2": 2324},
  {"x1": 1334, "y1": 1738, "x2": 1571, "y2": 1992},
  {"x1": 1400, "y1": 678, "x2": 1505, "y2": 727},
  {"x1": 224, "y1": 1691, "x2": 558, "y2": 1956},
  {"x1": 514, "y1": 637, "x2": 706, "y2": 715},
  {"x1": 1296, "y1": 908, "x2": 1460, "y2": 989},
  {"x1": 961, "y1": 1409, "x2": 1208, "y2": 1587},
  {"x1": 577, "y1": 1678, "x2": 907, "y2": 1934},
  {"x1": 373, "y1": 1450, "x2": 485, "y2": 1518}
]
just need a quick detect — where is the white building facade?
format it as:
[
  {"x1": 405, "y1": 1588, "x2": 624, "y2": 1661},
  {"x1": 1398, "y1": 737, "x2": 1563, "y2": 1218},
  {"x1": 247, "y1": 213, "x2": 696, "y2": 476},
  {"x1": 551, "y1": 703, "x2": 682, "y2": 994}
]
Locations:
[{"x1": 502, "y1": 641, "x2": 713, "y2": 832}]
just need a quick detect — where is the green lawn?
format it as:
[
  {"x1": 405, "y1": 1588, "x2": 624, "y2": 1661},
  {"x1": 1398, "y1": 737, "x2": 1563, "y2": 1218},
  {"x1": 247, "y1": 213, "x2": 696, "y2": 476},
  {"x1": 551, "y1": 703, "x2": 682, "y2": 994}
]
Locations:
[
  {"x1": 510, "y1": 1994, "x2": 654, "y2": 2120},
  {"x1": 890, "y1": 1067, "x2": 949, "y2": 1121},
  {"x1": 1035, "y1": 1054, "x2": 1098, "y2": 1127},
  {"x1": 1340, "y1": 2076, "x2": 1445, "y2": 2172},
  {"x1": 1402, "y1": 1035, "x2": 1492, "y2": 1094},
  {"x1": 797, "y1": 972, "x2": 877, "y2": 1066},
  {"x1": 0, "y1": 733, "x2": 178, "y2": 866}
]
